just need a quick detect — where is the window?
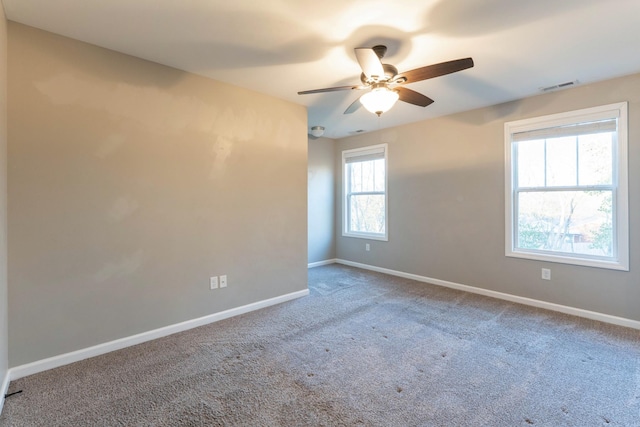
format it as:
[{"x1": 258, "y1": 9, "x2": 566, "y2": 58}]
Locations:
[
  {"x1": 505, "y1": 102, "x2": 628, "y2": 270},
  {"x1": 342, "y1": 144, "x2": 388, "y2": 241}
]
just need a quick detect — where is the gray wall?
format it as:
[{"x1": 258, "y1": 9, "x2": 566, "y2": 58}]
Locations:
[
  {"x1": 308, "y1": 137, "x2": 336, "y2": 264},
  {"x1": 336, "y1": 73, "x2": 640, "y2": 321},
  {"x1": 8, "y1": 23, "x2": 308, "y2": 367},
  {"x1": 0, "y1": 4, "x2": 8, "y2": 385}
]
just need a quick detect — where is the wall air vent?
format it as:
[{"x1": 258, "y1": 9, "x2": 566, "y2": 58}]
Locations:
[{"x1": 540, "y1": 80, "x2": 579, "y2": 92}]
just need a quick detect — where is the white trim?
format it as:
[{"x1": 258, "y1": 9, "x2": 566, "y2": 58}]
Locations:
[
  {"x1": 506, "y1": 102, "x2": 623, "y2": 134},
  {"x1": 335, "y1": 259, "x2": 640, "y2": 330},
  {"x1": 0, "y1": 369, "x2": 10, "y2": 415},
  {"x1": 8, "y1": 289, "x2": 309, "y2": 381},
  {"x1": 308, "y1": 259, "x2": 337, "y2": 268},
  {"x1": 342, "y1": 145, "x2": 385, "y2": 161}
]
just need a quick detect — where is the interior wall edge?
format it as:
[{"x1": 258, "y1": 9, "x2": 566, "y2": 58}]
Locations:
[{"x1": 0, "y1": 370, "x2": 9, "y2": 415}]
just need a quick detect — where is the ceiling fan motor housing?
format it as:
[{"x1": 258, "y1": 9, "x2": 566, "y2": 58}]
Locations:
[
  {"x1": 360, "y1": 64, "x2": 398, "y2": 85},
  {"x1": 372, "y1": 45, "x2": 387, "y2": 59}
]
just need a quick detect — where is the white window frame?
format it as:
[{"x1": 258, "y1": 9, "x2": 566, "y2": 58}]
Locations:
[
  {"x1": 504, "y1": 102, "x2": 629, "y2": 271},
  {"x1": 342, "y1": 144, "x2": 388, "y2": 241}
]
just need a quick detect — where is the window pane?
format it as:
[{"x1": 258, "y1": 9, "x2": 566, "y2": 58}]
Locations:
[
  {"x1": 373, "y1": 158, "x2": 385, "y2": 192},
  {"x1": 578, "y1": 133, "x2": 612, "y2": 185},
  {"x1": 517, "y1": 139, "x2": 545, "y2": 187},
  {"x1": 349, "y1": 162, "x2": 362, "y2": 192},
  {"x1": 517, "y1": 190, "x2": 613, "y2": 257},
  {"x1": 546, "y1": 136, "x2": 577, "y2": 186},
  {"x1": 349, "y1": 194, "x2": 385, "y2": 234},
  {"x1": 348, "y1": 159, "x2": 385, "y2": 193}
]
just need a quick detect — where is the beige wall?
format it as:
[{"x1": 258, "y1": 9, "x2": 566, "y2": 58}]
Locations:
[
  {"x1": 337, "y1": 73, "x2": 640, "y2": 321},
  {"x1": 0, "y1": 4, "x2": 8, "y2": 384},
  {"x1": 8, "y1": 23, "x2": 308, "y2": 367},
  {"x1": 308, "y1": 137, "x2": 336, "y2": 264}
]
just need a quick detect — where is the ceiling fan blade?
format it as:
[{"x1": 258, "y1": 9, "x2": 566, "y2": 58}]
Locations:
[
  {"x1": 355, "y1": 47, "x2": 385, "y2": 80},
  {"x1": 298, "y1": 85, "x2": 365, "y2": 95},
  {"x1": 344, "y1": 98, "x2": 362, "y2": 114},
  {"x1": 396, "y1": 87, "x2": 434, "y2": 107},
  {"x1": 396, "y1": 58, "x2": 474, "y2": 84}
]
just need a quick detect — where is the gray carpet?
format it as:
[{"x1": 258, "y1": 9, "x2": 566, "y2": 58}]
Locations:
[{"x1": 2, "y1": 264, "x2": 640, "y2": 426}]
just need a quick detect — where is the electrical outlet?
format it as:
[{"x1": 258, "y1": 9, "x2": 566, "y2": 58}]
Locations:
[
  {"x1": 210, "y1": 276, "x2": 218, "y2": 289},
  {"x1": 220, "y1": 275, "x2": 227, "y2": 288},
  {"x1": 365, "y1": 243, "x2": 370, "y2": 251},
  {"x1": 541, "y1": 268, "x2": 551, "y2": 281}
]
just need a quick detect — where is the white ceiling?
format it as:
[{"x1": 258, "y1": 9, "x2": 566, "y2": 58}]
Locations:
[{"x1": 3, "y1": 0, "x2": 640, "y2": 139}]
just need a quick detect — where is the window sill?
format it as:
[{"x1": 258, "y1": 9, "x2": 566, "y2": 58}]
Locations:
[
  {"x1": 506, "y1": 249, "x2": 628, "y2": 271},
  {"x1": 343, "y1": 231, "x2": 388, "y2": 242}
]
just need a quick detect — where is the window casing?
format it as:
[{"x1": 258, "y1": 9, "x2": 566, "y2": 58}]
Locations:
[
  {"x1": 505, "y1": 102, "x2": 628, "y2": 271},
  {"x1": 342, "y1": 144, "x2": 388, "y2": 241}
]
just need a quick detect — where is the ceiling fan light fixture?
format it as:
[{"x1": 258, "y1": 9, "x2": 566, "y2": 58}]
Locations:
[
  {"x1": 360, "y1": 87, "x2": 399, "y2": 116},
  {"x1": 310, "y1": 126, "x2": 325, "y2": 137}
]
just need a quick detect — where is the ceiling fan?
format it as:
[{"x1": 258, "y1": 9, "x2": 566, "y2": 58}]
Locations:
[{"x1": 298, "y1": 45, "x2": 474, "y2": 116}]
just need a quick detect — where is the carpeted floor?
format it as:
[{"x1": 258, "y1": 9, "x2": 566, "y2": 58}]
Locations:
[{"x1": 2, "y1": 264, "x2": 640, "y2": 426}]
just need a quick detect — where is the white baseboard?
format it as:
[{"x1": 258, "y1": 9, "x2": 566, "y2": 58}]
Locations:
[
  {"x1": 0, "y1": 368, "x2": 10, "y2": 414},
  {"x1": 308, "y1": 259, "x2": 337, "y2": 268},
  {"x1": 336, "y1": 259, "x2": 640, "y2": 330},
  {"x1": 8, "y1": 289, "x2": 309, "y2": 381},
  {"x1": 7, "y1": 259, "x2": 639, "y2": 384}
]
